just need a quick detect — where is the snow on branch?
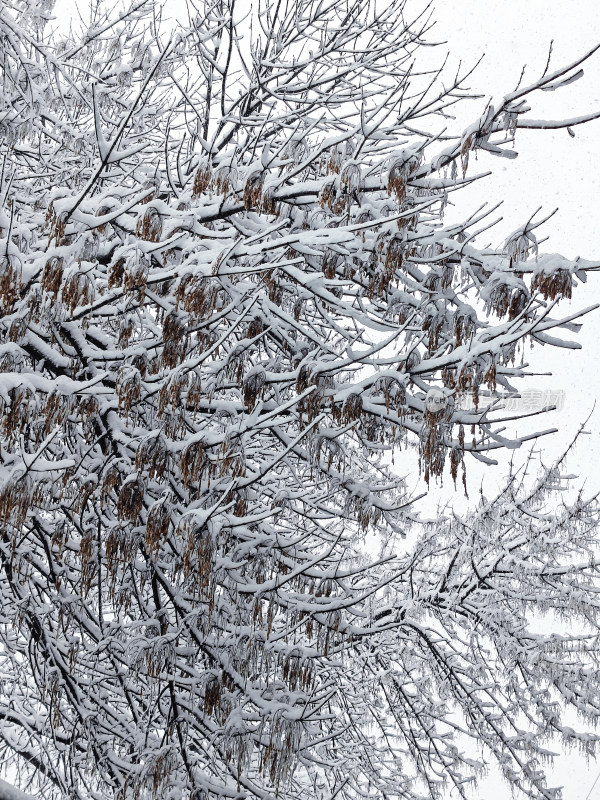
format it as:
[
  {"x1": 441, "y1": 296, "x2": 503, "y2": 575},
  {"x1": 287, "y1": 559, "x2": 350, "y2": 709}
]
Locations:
[{"x1": 0, "y1": 1, "x2": 600, "y2": 799}]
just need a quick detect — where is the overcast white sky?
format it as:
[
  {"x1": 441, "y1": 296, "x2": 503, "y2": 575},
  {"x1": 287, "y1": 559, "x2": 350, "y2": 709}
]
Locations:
[{"x1": 49, "y1": 0, "x2": 600, "y2": 796}]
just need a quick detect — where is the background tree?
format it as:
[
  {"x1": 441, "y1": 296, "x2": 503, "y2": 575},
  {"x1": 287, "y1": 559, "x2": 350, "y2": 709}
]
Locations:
[{"x1": 1, "y1": 0, "x2": 600, "y2": 798}]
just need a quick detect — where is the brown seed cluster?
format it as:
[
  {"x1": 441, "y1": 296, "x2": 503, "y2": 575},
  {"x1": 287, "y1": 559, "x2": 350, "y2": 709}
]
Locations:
[
  {"x1": 136, "y1": 206, "x2": 162, "y2": 242},
  {"x1": 116, "y1": 476, "x2": 144, "y2": 522},
  {"x1": 532, "y1": 267, "x2": 573, "y2": 301}
]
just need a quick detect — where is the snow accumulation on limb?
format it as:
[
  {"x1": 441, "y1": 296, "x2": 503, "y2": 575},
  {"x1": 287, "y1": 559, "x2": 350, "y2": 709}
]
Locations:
[{"x1": 0, "y1": 781, "x2": 34, "y2": 800}]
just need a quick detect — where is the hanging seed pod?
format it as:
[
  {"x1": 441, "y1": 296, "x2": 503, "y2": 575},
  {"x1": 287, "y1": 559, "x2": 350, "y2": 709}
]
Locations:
[
  {"x1": 43, "y1": 390, "x2": 70, "y2": 436},
  {"x1": 3, "y1": 386, "x2": 33, "y2": 441},
  {"x1": 387, "y1": 152, "x2": 421, "y2": 201},
  {"x1": 61, "y1": 270, "x2": 95, "y2": 315},
  {"x1": 41, "y1": 256, "x2": 63, "y2": 295},
  {"x1": 136, "y1": 433, "x2": 169, "y2": 479},
  {"x1": 192, "y1": 163, "x2": 211, "y2": 197},
  {"x1": 0, "y1": 256, "x2": 22, "y2": 313},
  {"x1": 484, "y1": 356, "x2": 497, "y2": 391},
  {"x1": 319, "y1": 179, "x2": 336, "y2": 210},
  {"x1": 243, "y1": 171, "x2": 263, "y2": 210},
  {"x1": 139, "y1": 177, "x2": 160, "y2": 205},
  {"x1": 95, "y1": 204, "x2": 112, "y2": 234},
  {"x1": 136, "y1": 205, "x2": 162, "y2": 242},
  {"x1": 180, "y1": 516, "x2": 216, "y2": 596},
  {"x1": 203, "y1": 672, "x2": 222, "y2": 717},
  {"x1": 8, "y1": 317, "x2": 27, "y2": 343},
  {"x1": 123, "y1": 258, "x2": 149, "y2": 301},
  {"x1": 115, "y1": 365, "x2": 141, "y2": 419},
  {"x1": 117, "y1": 316, "x2": 135, "y2": 349},
  {"x1": 161, "y1": 312, "x2": 188, "y2": 368},
  {"x1": 145, "y1": 498, "x2": 171, "y2": 555},
  {"x1": 79, "y1": 528, "x2": 96, "y2": 597},
  {"x1": 505, "y1": 230, "x2": 537, "y2": 265},
  {"x1": 116, "y1": 475, "x2": 144, "y2": 522},
  {"x1": 81, "y1": 232, "x2": 99, "y2": 261},
  {"x1": 108, "y1": 256, "x2": 126, "y2": 289},
  {"x1": 508, "y1": 286, "x2": 529, "y2": 319},
  {"x1": 260, "y1": 183, "x2": 278, "y2": 215},
  {"x1": 532, "y1": 267, "x2": 572, "y2": 301},
  {"x1": 339, "y1": 162, "x2": 361, "y2": 196},
  {"x1": 179, "y1": 440, "x2": 206, "y2": 488},
  {"x1": 453, "y1": 310, "x2": 475, "y2": 347},
  {"x1": 310, "y1": 434, "x2": 343, "y2": 471},
  {"x1": 211, "y1": 164, "x2": 236, "y2": 195},
  {"x1": 0, "y1": 470, "x2": 32, "y2": 527},
  {"x1": 342, "y1": 392, "x2": 363, "y2": 423},
  {"x1": 48, "y1": 208, "x2": 68, "y2": 244},
  {"x1": 460, "y1": 132, "x2": 476, "y2": 177},
  {"x1": 100, "y1": 463, "x2": 121, "y2": 506},
  {"x1": 321, "y1": 252, "x2": 338, "y2": 279},
  {"x1": 482, "y1": 274, "x2": 530, "y2": 319},
  {"x1": 158, "y1": 369, "x2": 188, "y2": 416},
  {"x1": 246, "y1": 315, "x2": 264, "y2": 339},
  {"x1": 176, "y1": 274, "x2": 220, "y2": 317},
  {"x1": 243, "y1": 366, "x2": 266, "y2": 410}
]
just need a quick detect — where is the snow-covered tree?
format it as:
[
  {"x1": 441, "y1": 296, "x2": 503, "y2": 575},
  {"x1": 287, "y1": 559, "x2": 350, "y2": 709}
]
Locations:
[{"x1": 1, "y1": 0, "x2": 600, "y2": 798}]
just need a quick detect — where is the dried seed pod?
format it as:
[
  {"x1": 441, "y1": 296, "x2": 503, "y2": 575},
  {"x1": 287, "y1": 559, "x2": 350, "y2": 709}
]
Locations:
[
  {"x1": 8, "y1": 317, "x2": 27, "y2": 343},
  {"x1": 175, "y1": 274, "x2": 220, "y2": 317},
  {"x1": 179, "y1": 440, "x2": 206, "y2": 488},
  {"x1": 46, "y1": 204, "x2": 68, "y2": 244},
  {"x1": 342, "y1": 392, "x2": 363, "y2": 423},
  {"x1": 95, "y1": 205, "x2": 112, "y2": 234},
  {"x1": 61, "y1": 270, "x2": 95, "y2": 315},
  {"x1": 505, "y1": 230, "x2": 537, "y2": 265},
  {"x1": 108, "y1": 256, "x2": 126, "y2": 289},
  {"x1": 80, "y1": 232, "x2": 99, "y2": 261},
  {"x1": 460, "y1": 132, "x2": 476, "y2": 177},
  {"x1": 243, "y1": 171, "x2": 263, "y2": 210},
  {"x1": 246, "y1": 316, "x2": 264, "y2": 339},
  {"x1": 532, "y1": 267, "x2": 572, "y2": 301},
  {"x1": 117, "y1": 316, "x2": 135, "y2": 349},
  {"x1": 186, "y1": 372, "x2": 202, "y2": 412},
  {"x1": 382, "y1": 234, "x2": 405, "y2": 272},
  {"x1": 116, "y1": 475, "x2": 144, "y2": 522},
  {"x1": 158, "y1": 369, "x2": 187, "y2": 416},
  {"x1": 0, "y1": 256, "x2": 22, "y2": 313},
  {"x1": 3, "y1": 386, "x2": 33, "y2": 440},
  {"x1": 41, "y1": 256, "x2": 63, "y2": 295},
  {"x1": 203, "y1": 672, "x2": 222, "y2": 716},
  {"x1": 243, "y1": 366, "x2": 266, "y2": 410},
  {"x1": 136, "y1": 206, "x2": 162, "y2": 242},
  {"x1": 339, "y1": 162, "x2": 361, "y2": 196},
  {"x1": 100, "y1": 463, "x2": 121, "y2": 506},
  {"x1": 0, "y1": 470, "x2": 32, "y2": 527},
  {"x1": 180, "y1": 516, "x2": 216, "y2": 596},
  {"x1": 123, "y1": 258, "x2": 149, "y2": 301},
  {"x1": 161, "y1": 313, "x2": 188, "y2": 368},
  {"x1": 145, "y1": 498, "x2": 171, "y2": 555},
  {"x1": 192, "y1": 163, "x2": 211, "y2": 197},
  {"x1": 453, "y1": 311, "x2": 475, "y2": 346},
  {"x1": 43, "y1": 390, "x2": 70, "y2": 436},
  {"x1": 115, "y1": 365, "x2": 141, "y2": 419},
  {"x1": 260, "y1": 183, "x2": 278, "y2": 215},
  {"x1": 211, "y1": 164, "x2": 236, "y2": 195},
  {"x1": 136, "y1": 434, "x2": 169, "y2": 479},
  {"x1": 319, "y1": 179, "x2": 336, "y2": 209},
  {"x1": 387, "y1": 153, "x2": 420, "y2": 200},
  {"x1": 482, "y1": 273, "x2": 530, "y2": 319}
]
